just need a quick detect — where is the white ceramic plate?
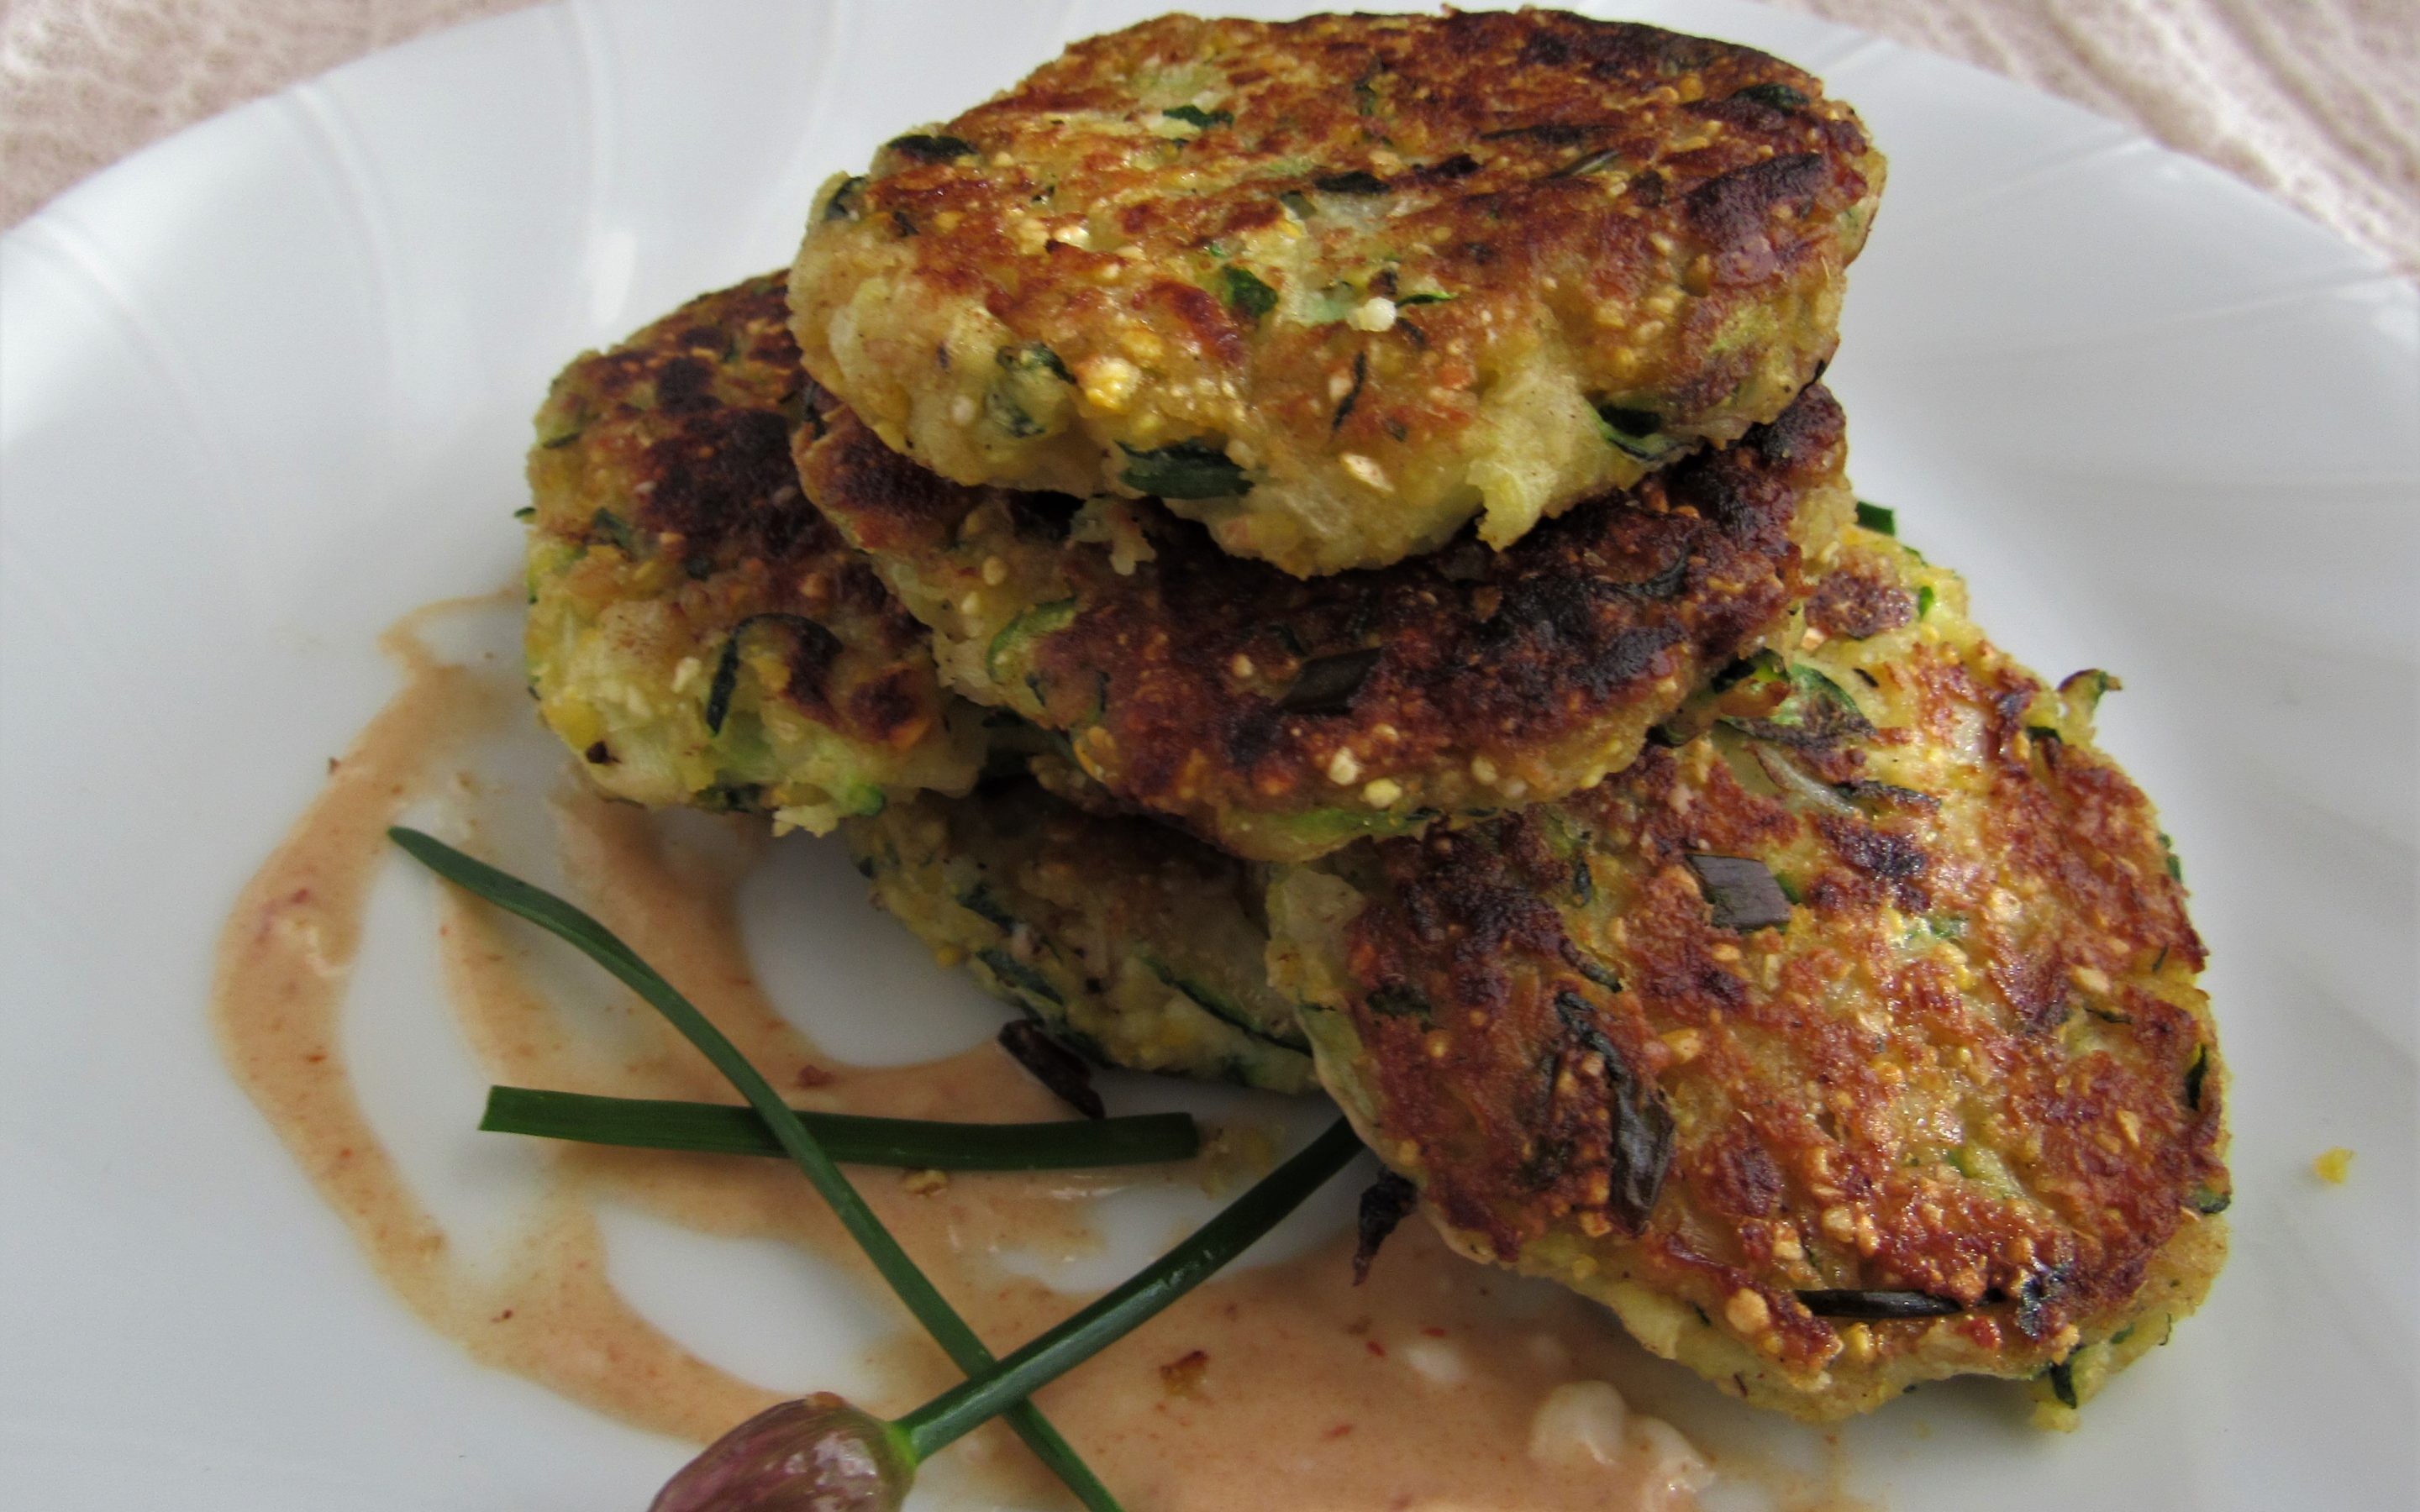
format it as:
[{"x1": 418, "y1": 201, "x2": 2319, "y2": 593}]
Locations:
[{"x1": 3, "y1": 2, "x2": 2413, "y2": 1507}]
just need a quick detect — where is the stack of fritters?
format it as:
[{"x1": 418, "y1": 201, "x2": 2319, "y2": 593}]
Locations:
[{"x1": 523, "y1": 9, "x2": 2225, "y2": 1431}]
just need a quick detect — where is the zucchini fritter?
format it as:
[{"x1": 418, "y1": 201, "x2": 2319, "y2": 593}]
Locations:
[
  {"x1": 845, "y1": 780, "x2": 1314, "y2": 1095},
  {"x1": 1267, "y1": 528, "x2": 2228, "y2": 1423},
  {"x1": 800, "y1": 384, "x2": 1854, "y2": 864},
  {"x1": 790, "y1": 10, "x2": 1883, "y2": 575},
  {"x1": 524, "y1": 275, "x2": 981, "y2": 832}
]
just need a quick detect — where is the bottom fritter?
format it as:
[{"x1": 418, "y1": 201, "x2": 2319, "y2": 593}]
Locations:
[
  {"x1": 1268, "y1": 525, "x2": 2228, "y2": 1424},
  {"x1": 844, "y1": 778, "x2": 1316, "y2": 1095}
]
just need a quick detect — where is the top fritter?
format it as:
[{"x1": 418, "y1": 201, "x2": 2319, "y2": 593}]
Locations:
[{"x1": 789, "y1": 9, "x2": 1883, "y2": 576}]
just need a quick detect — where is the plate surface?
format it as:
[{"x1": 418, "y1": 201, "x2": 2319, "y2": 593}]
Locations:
[{"x1": 3, "y1": 2, "x2": 2414, "y2": 1508}]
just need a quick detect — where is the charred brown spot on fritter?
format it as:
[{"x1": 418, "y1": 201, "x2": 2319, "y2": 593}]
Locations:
[
  {"x1": 1813, "y1": 814, "x2": 1931, "y2": 912},
  {"x1": 848, "y1": 668, "x2": 936, "y2": 751},
  {"x1": 1807, "y1": 558, "x2": 1916, "y2": 640},
  {"x1": 531, "y1": 273, "x2": 945, "y2": 753},
  {"x1": 1683, "y1": 153, "x2": 1830, "y2": 283},
  {"x1": 629, "y1": 409, "x2": 802, "y2": 550},
  {"x1": 792, "y1": 407, "x2": 981, "y2": 559}
]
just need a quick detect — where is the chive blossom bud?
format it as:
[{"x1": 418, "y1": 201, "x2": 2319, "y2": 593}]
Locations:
[{"x1": 651, "y1": 1394, "x2": 914, "y2": 1512}]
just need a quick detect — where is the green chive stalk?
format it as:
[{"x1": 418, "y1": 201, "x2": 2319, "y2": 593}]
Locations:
[
  {"x1": 896, "y1": 1116, "x2": 1361, "y2": 1455},
  {"x1": 652, "y1": 1118, "x2": 1365, "y2": 1512},
  {"x1": 387, "y1": 827, "x2": 1120, "y2": 1512},
  {"x1": 481, "y1": 1086, "x2": 1198, "y2": 1170}
]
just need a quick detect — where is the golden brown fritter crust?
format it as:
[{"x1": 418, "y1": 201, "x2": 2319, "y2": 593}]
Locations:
[
  {"x1": 790, "y1": 10, "x2": 1883, "y2": 574},
  {"x1": 1268, "y1": 530, "x2": 2228, "y2": 1421},
  {"x1": 525, "y1": 275, "x2": 979, "y2": 832},
  {"x1": 799, "y1": 384, "x2": 1853, "y2": 864}
]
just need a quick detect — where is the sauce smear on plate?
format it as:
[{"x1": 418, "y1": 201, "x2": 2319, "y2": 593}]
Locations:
[{"x1": 213, "y1": 602, "x2": 1715, "y2": 1510}]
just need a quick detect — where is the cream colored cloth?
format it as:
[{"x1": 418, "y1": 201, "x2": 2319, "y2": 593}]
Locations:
[
  {"x1": 1767, "y1": 0, "x2": 2418, "y2": 279},
  {"x1": 3, "y1": 0, "x2": 2413, "y2": 278}
]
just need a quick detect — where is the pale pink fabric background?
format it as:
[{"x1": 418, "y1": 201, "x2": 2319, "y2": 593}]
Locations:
[{"x1": 3, "y1": 0, "x2": 2413, "y2": 277}]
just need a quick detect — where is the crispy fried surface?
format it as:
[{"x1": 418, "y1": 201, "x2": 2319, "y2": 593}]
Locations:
[
  {"x1": 845, "y1": 777, "x2": 1314, "y2": 1094},
  {"x1": 800, "y1": 384, "x2": 1852, "y2": 864},
  {"x1": 524, "y1": 275, "x2": 980, "y2": 832},
  {"x1": 790, "y1": 10, "x2": 1883, "y2": 574},
  {"x1": 1268, "y1": 529, "x2": 2228, "y2": 1421}
]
